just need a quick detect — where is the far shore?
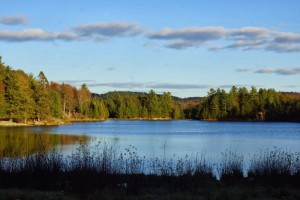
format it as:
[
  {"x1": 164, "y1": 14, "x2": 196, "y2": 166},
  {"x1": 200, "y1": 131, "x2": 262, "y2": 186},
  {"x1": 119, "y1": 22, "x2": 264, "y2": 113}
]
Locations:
[
  {"x1": 0, "y1": 117, "x2": 177, "y2": 127},
  {"x1": 0, "y1": 120, "x2": 29, "y2": 127},
  {"x1": 0, "y1": 120, "x2": 70, "y2": 127},
  {"x1": 1, "y1": 117, "x2": 297, "y2": 127}
]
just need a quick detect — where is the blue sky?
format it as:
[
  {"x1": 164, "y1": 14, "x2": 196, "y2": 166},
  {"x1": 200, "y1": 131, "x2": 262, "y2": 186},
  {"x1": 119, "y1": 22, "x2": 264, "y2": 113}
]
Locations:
[{"x1": 0, "y1": 0, "x2": 299, "y2": 97}]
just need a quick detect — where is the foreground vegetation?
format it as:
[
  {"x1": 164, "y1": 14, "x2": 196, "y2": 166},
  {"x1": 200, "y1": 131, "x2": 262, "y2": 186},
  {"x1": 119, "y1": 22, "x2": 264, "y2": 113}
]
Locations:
[{"x1": 1, "y1": 139, "x2": 300, "y2": 199}]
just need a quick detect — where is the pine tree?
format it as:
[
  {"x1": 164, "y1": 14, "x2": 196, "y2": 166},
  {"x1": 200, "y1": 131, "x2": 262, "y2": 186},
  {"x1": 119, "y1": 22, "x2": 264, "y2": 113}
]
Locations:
[
  {"x1": 147, "y1": 90, "x2": 161, "y2": 118},
  {"x1": 4, "y1": 71, "x2": 26, "y2": 122},
  {"x1": 33, "y1": 71, "x2": 51, "y2": 121},
  {"x1": 160, "y1": 92, "x2": 173, "y2": 118},
  {"x1": 0, "y1": 80, "x2": 6, "y2": 119}
]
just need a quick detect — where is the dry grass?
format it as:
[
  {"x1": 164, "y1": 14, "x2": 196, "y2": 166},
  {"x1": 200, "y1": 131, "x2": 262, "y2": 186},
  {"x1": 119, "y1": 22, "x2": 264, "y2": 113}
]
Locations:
[{"x1": 0, "y1": 139, "x2": 300, "y2": 199}]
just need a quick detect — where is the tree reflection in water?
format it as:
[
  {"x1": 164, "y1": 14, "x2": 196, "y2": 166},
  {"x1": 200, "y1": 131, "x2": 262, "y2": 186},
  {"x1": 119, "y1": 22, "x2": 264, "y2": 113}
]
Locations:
[{"x1": 0, "y1": 127, "x2": 89, "y2": 157}]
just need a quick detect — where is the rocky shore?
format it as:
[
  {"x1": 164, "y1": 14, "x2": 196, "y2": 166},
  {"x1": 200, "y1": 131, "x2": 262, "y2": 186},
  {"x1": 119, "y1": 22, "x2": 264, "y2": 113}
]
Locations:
[{"x1": 0, "y1": 120, "x2": 70, "y2": 127}]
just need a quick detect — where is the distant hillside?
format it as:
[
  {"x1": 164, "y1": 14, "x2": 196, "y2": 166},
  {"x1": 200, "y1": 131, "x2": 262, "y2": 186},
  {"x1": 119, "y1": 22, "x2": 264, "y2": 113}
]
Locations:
[
  {"x1": 281, "y1": 92, "x2": 300, "y2": 99},
  {"x1": 93, "y1": 91, "x2": 201, "y2": 102}
]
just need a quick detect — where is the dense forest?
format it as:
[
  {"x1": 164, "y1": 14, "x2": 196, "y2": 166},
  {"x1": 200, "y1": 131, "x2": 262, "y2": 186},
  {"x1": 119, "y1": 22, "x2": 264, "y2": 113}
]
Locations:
[
  {"x1": 0, "y1": 56, "x2": 299, "y2": 123},
  {"x1": 197, "y1": 87, "x2": 300, "y2": 121},
  {"x1": 0, "y1": 57, "x2": 183, "y2": 123}
]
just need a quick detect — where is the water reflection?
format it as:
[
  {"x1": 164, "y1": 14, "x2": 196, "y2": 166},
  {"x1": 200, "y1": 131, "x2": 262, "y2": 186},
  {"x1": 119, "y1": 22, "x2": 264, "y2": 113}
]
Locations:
[
  {"x1": 1, "y1": 120, "x2": 300, "y2": 161},
  {"x1": 0, "y1": 127, "x2": 90, "y2": 157}
]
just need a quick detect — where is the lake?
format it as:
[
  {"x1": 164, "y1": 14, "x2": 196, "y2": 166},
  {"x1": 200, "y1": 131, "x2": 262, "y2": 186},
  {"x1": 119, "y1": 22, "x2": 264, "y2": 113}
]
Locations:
[{"x1": 1, "y1": 120, "x2": 300, "y2": 162}]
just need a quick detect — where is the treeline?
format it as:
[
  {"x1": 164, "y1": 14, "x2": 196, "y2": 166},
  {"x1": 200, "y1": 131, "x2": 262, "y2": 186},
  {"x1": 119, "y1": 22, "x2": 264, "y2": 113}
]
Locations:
[
  {"x1": 1, "y1": 57, "x2": 300, "y2": 122},
  {"x1": 0, "y1": 57, "x2": 183, "y2": 123},
  {"x1": 100, "y1": 91, "x2": 183, "y2": 119},
  {"x1": 0, "y1": 57, "x2": 108, "y2": 122},
  {"x1": 197, "y1": 87, "x2": 300, "y2": 121}
]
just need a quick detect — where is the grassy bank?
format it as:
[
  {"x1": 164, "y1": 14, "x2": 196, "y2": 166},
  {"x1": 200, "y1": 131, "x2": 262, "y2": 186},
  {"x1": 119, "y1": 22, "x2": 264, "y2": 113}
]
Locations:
[{"x1": 0, "y1": 141, "x2": 300, "y2": 199}]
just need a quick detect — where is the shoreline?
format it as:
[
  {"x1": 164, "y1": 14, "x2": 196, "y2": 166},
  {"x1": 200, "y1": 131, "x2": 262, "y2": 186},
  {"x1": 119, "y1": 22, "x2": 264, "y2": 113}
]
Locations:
[
  {"x1": 1, "y1": 118, "x2": 298, "y2": 127},
  {"x1": 0, "y1": 117, "x2": 176, "y2": 127},
  {"x1": 0, "y1": 121, "x2": 29, "y2": 127},
  {"x1": 0, "y1": 120, "x2": 71, "y2": 127}
]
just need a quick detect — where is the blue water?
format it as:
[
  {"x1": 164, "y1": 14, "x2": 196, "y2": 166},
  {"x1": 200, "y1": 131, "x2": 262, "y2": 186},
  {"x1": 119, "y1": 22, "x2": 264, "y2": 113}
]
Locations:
[{"x1": 8, "y1": 120, "x2": 299, "y2": 160}]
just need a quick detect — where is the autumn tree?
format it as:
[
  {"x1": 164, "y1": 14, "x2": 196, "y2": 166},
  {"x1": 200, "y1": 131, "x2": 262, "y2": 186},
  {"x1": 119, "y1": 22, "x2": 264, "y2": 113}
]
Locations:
[
  {"x1": 61, "y1": 83, "x2": 76, "y2": 117},
  {"x1": 33, "y1": 71, "x2": 52, "y2": 121},
  {"x1": 76, "y1": 83, "x2": 91, "y2": 115}
]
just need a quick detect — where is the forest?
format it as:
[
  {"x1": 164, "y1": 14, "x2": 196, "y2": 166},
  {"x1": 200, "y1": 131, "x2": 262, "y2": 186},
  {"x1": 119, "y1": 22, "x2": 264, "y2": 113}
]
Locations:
[{"x1": 0, "y1": 56, "x2": 299, "y2": 123}]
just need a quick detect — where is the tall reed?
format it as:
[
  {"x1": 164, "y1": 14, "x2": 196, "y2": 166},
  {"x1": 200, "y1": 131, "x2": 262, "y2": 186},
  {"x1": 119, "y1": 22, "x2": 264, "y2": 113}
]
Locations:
[{"x1": 1, "y1": 138, "x2": 300, "y2": 193}]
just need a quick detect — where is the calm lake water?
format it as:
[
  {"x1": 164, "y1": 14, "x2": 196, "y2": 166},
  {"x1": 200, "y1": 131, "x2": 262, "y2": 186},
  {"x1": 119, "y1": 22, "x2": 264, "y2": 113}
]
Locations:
[{"x1": 1, "y1": 120, "x2": 300, "y2": 161}]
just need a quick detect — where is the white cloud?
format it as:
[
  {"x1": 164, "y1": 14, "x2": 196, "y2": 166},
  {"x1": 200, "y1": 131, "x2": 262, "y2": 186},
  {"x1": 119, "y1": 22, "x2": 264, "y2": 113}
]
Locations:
[
  {"x1": 73, "y1": 22, "x2": 145, "y2": 38},
  {"x1": 148, "y1": 26, "x2": 226, "y2": 42},
  {"x1": 255, "y1": 67, "x2": 274, "y2": 74},
  {"x1": 165, "y1": 40, "x2": 197, "y2": 49},
  {"x1": 0, "y1": 15, "x2": 29, "y2": 25},
  {"x1": 266, "y1": 43, "x2": 300, "y2": 53},
  {"x1": 236, "y1": 68, "x2": 254, "y2": 72},
  {"x1": 273, "y1": 32, "x2": 300, "y2": 43},
  {"x1": 88, "y1": 82, "x2": 148, "y2": 89},
  {"x1": 275, "y1": 68, "x2": 300, "y2": 75},
  {"x1": 219, "y1": 84, "x2": 254, "y2": 88},
  {"x1": 224, "y1": 40, "x2": 266, "y2": 51},
  {"x1": 148, "y1": 26, "x2": 300, "y2": 52},
  {"x1": 88, "y1": 82, "x2": 212, "y2": 90},
  {"x1": 0, "y1": 29, "x2": 79, "y2": 42},
  {"x1": 151, "y1": 83, "x2": 212, "y2": 89},
  {"x1": 255, "y1": 67, "x2": 300, "y2": 75},
  {"x1": 229, "y1": 27, "x2": 269, "y2": 39},
  {"x1": 56, "y1": 80, "x2": 95, "y2": 84},
  {"x1": 0, "y1": 21, "x2": 144, "y2": 42},
  {"x1": 1, "y1": 22, "x2": 300, "y2": 53},
  {"x1": 284, "y1": 85, "x2": 300, "y2": 88}
]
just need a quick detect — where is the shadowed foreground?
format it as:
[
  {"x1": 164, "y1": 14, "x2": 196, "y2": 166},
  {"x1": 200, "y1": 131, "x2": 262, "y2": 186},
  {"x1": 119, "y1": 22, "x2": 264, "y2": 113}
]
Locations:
[{"x1": 1, "y1": 140, "x2": 300, "y2": 199}]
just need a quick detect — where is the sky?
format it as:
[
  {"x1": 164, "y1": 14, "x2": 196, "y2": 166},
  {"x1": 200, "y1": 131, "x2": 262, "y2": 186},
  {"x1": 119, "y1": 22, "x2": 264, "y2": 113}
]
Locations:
[{"x1": 0, "y1": 0, "x2": 299, "y2": 97}]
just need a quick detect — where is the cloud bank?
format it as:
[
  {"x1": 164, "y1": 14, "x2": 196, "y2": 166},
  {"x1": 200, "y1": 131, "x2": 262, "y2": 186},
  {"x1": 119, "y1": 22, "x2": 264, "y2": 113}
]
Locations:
[
  {"x1": 236, "y1": 68, "x2": 254, "y2": 72},
  {"x1": 255, "y1": 67, "x2": 300, "y2": 75},
  {"x1": 87, "y1": 82, "x2": 212, "y2": 90},
  {"x1": 148, "y1": 26, "x2": 300, "y2": 52},
  {"x1": 73, "y1": 22, "x2": 144, "y2": 37},
  {"x1": 237, "y1": 67, "x2": 300, "y2": 75},
  {"x1": 0, "y1": 15, "x2": 29, "y2": 25},
  {"x1": 87, "y1": 82, "x2": 257, "y2": 90},
  {"x1": 0, "y1": 29, "x2": 78, "y2": 42},
  {"x1": 0, "y1": 16, "x2": 300, "y2": 53},
  {"x1": 56, "y1": 80, "x2": 95, "y2": 84}
]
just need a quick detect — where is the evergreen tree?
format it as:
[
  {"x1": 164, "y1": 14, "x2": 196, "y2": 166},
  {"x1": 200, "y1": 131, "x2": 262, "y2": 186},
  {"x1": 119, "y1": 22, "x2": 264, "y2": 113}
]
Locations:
[
  {"x1": 0, "y1": 80, "x2": 6, "y2": 119},
  {"x1": 147, "y1": 90, "x2": 161, "y2": 118},
  {"x1": 4, "y1": 71, "x2": 26, "y2": 122},
  {"x1": 238, "y1": 87, "x2": 252, "y2": 119},
  {"x1": 34, "y1": 71, "x2": 51, "y2": 120},
  {"x1": 50, "y1": 90, "x2": 62, "y2": 118},
  {"x1": 228, "y1": 86, "x2": 240, "y2": 119},
  {"x1": 160, "y1": 92, "x2": 173, "y2": 118}
]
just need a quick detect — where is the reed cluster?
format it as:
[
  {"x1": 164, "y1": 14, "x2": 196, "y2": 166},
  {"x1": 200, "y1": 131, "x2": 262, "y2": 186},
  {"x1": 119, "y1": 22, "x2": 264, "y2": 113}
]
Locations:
[{"x1": 0, "y1": 139, "x2": 300, "y2": 196}]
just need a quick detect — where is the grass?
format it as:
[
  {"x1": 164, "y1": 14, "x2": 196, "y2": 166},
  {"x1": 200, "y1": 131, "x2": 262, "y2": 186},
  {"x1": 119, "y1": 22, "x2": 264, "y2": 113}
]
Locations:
[
  {"x1": 248, "y1": 147, "x2": 300, "y2": 187},
  {"x1": 1, "y1": 139, "x2": 300, "y2": 199}
]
